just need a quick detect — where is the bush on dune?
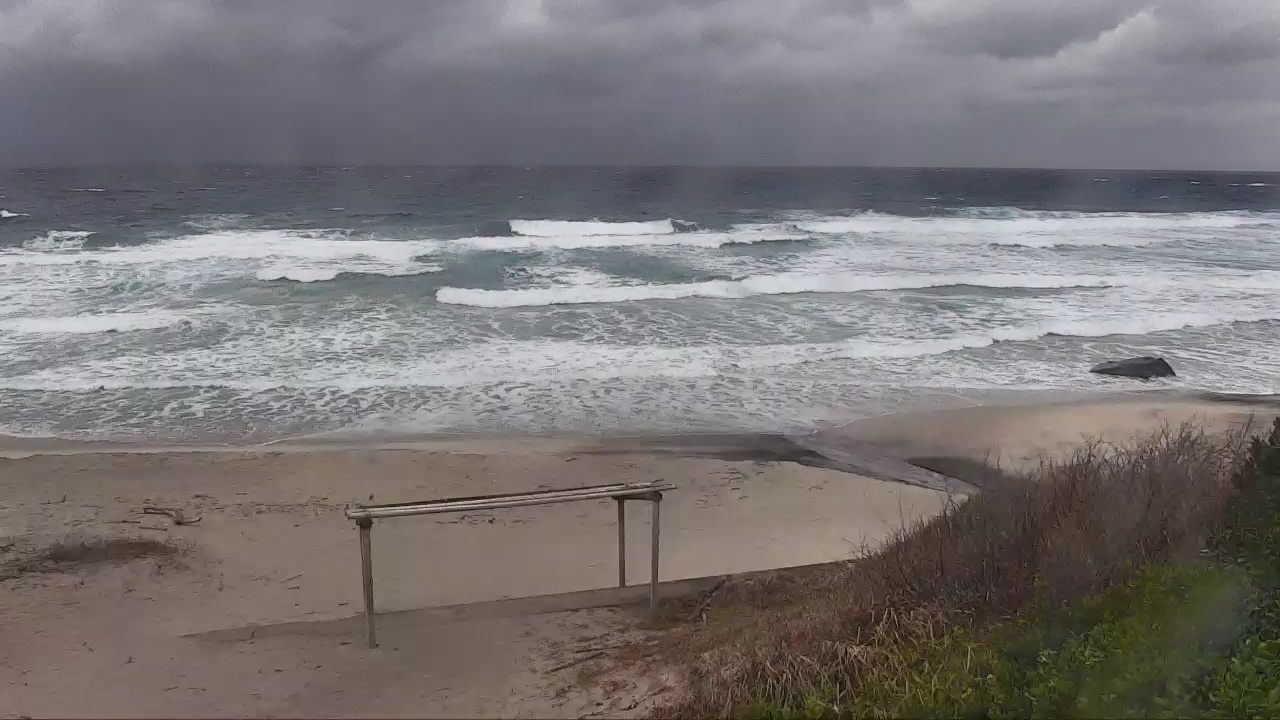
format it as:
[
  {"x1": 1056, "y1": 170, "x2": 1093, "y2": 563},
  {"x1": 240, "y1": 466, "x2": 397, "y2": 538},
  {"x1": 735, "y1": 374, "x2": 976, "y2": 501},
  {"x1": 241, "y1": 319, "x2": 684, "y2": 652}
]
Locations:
[{"x1": 656, "y1": 419, "x2": 1280, "y2": 719}]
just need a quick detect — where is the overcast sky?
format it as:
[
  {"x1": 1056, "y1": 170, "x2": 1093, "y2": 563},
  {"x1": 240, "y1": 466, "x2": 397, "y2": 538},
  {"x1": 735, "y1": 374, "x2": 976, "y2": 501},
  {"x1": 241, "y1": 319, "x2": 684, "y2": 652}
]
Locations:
[{"x1": 1, "y1": 0, "x2": 1278, "y2": 169}]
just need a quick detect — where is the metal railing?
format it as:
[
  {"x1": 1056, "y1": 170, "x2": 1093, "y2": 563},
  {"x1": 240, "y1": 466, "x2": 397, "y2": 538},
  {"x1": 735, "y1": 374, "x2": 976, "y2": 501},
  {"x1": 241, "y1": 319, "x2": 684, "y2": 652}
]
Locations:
[{"x1": 344, "y1": 480, "x2": 675, "y2": 648}]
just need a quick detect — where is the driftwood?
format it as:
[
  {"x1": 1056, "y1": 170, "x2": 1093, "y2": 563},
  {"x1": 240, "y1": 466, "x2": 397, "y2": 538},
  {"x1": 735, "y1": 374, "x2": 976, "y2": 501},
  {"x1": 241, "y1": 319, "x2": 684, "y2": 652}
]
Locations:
[
  {"x1": 142, "y1": 506, "x2": 202, "y2": 525},
  {"x1": 547, "y1": 651, "x2": 606, "y2": 673},
  {"x1": 687, "y1": 576, "x2": 731, "y2": 622}
]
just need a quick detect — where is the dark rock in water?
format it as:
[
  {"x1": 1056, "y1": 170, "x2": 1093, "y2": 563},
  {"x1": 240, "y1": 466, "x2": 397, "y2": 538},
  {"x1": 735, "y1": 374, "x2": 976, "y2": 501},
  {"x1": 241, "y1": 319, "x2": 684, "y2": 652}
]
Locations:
[
  {"x1": 671, "y1": 220, "x2": 700, "y2": 233},
  {"x1": 475, "y1": 219, "x2": 514, "y2": 237},
  {"x1": 1090, "y1": 356, "x2": 1176, "y2": 380}
]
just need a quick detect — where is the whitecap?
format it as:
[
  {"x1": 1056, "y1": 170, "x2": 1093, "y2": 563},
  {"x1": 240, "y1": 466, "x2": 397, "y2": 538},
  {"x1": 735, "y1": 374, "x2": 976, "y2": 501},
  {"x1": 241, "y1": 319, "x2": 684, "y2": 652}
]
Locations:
[
  {"x1": 795, "y1": 209, "x2": 1277, "y2": 236},
  {"x1": 0, "y1": 229, "x2": 443, "y2": 269},
  {"x1": 22, "y1": 230, "x2": 95, "y2": 251},
  {"x1": 0, "y1": 310, "x2": 195, "y2": 335},
  {"x1": 255, "y1": 263, "x2": 441, "y2": 283},
  {"x1": 509, "y1": 219, "x2": 678, "y2": 237},
  {"x1": 436, "y1": 271, "x2": 1126, "y2": 308},
  {"x1": 450, "y1": 226, "x2": 803, "y2": 252},
  {"x1": 256, "y1": 268, "x2": 343, "y2": 283}
]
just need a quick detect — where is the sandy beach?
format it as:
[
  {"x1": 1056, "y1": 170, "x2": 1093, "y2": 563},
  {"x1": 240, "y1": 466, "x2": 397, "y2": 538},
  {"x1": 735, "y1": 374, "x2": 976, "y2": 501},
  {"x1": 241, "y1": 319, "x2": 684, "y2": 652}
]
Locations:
[{"x1": 2, "y1": 393, "x2": 1276, "y2": 718}]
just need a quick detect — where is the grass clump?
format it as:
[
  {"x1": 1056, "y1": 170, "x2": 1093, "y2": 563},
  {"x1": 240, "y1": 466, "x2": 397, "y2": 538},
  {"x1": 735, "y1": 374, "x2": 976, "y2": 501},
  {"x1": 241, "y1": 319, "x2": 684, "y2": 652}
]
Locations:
[{"x1": 656, "y1": 420, "x2": 1280, "y2": 718}]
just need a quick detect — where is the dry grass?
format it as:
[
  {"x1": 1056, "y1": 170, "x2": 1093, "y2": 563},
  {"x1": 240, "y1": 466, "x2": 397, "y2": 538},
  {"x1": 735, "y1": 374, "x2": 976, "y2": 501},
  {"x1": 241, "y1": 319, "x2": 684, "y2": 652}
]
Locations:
[
  {"x1": 1, "y1": 536, "x2": 185, "y2": 579},
  {"x1": 907, "y1": 455, "x2": 1022, "y2": 493},
  {"x1": 652, "y1": 422, "x2": 1252, "y2": 717}
]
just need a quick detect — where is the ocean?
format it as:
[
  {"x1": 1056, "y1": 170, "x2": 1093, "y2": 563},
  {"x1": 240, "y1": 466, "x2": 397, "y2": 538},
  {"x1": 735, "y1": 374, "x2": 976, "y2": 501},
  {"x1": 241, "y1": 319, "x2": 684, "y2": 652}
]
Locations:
[{"x1": 1, "y1": 166, "x2": 1277, "y2": 443}]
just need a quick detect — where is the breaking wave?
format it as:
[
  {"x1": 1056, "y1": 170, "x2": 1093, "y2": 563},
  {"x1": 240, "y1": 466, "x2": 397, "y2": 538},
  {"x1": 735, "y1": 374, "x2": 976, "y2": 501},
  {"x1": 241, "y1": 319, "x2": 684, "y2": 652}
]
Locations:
[
  {"x1": 509, "y1": 219, "x2": 680, "y2": 236},
  {"x1": 255, "y1": 264, "x2": 442, "y2": 283},
  {"x1": 450, "y1": 225, "x2": 804, "y2": 251},
  {"x1": 21, "y1": 231, "x2": 96, "y2": 251},
  {"x1": 0, "y1": 309, "x2": 196, "y2": 335},
  {"x1": 0, "y1": 229, "x2": 442, "y2": 268},
  {"x1": 436, "y1": 272, "x2": 1128, "y2": 308},
  {"x1": 792, "y1": 209, "x2": 1280, "y2": 236}
]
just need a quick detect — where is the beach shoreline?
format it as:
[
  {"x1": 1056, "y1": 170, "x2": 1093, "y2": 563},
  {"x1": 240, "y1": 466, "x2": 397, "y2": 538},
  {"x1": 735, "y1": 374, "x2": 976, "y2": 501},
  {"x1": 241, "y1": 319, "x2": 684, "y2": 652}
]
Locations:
[
  {"x1": 3, "y1": 391, "x2": 1278, "y2": 717},
  {"x1": 2, "y1": 386, "x2": 1271, "y2": 458}
]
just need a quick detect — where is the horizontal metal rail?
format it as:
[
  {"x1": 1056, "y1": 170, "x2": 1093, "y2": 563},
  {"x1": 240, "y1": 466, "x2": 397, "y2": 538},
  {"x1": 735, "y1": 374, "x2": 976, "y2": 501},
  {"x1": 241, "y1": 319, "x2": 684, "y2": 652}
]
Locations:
[
  {"x1": 345, "y1": 480, "x2": 675, "y2": 648},
  {"x1": 345, "y1": 481, "x2": 673, "y2": 520}
]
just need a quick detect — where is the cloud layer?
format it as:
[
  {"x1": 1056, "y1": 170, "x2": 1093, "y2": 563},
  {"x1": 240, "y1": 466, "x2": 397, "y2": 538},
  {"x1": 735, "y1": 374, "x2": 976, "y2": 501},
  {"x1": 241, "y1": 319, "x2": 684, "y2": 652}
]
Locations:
[{"x1": 1, "y1": 0, "x2": 1277, "y2": 168}]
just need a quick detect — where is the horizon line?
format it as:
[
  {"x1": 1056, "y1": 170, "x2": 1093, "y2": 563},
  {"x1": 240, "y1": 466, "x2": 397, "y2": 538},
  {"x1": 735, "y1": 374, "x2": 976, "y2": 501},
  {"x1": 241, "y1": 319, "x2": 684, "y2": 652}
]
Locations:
[{"x1": 2, "y1": 163, "x2": 1279, "y2": 175}]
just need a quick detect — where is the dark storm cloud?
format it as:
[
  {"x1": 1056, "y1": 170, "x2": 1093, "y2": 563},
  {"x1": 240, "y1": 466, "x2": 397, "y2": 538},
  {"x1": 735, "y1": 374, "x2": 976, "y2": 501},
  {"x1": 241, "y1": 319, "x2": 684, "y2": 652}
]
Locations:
[{"x1": 0, "y1": 0, "x2": 1277, "y2": 169}]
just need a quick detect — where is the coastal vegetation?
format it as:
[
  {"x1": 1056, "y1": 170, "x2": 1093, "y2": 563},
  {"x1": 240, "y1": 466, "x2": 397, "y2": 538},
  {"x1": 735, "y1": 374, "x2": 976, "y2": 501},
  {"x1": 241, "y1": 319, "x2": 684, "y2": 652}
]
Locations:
[{"x1": 655, "y1": 419, "x2": 1280, "y2": 718}]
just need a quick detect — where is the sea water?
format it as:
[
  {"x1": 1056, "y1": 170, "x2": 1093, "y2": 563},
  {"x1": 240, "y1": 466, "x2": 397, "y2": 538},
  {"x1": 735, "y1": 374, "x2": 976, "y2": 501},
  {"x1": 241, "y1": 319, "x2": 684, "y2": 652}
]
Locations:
[{"x1": 1, "y1": 166, "x2": 1277, "y2": 442}]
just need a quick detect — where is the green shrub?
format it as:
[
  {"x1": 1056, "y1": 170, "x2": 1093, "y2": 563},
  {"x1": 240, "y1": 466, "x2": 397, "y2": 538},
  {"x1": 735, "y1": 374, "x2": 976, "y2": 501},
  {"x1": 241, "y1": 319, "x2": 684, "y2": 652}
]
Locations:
[
  {"x1": 656, "y1": 419, "x2": 1280, "y2": 719},
  {"x1": 869, "y1": 417, "x2": 1280, "y2": 720}
]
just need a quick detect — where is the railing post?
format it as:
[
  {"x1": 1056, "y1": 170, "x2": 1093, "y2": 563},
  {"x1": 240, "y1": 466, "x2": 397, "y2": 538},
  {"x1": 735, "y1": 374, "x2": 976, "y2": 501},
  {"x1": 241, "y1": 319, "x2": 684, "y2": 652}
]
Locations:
[
  {"x1": 345, "y1": 482, "x2": 675, "y2": 647},
  {"x1": 650, "y1": 492, "x2": 662, "y2": 613},
  {"x1": 357, "y1": 517, "x2": 377, "y2": 648},
  {"x1": 616, "y1": 498, "x2": 627, "y2": 587}
]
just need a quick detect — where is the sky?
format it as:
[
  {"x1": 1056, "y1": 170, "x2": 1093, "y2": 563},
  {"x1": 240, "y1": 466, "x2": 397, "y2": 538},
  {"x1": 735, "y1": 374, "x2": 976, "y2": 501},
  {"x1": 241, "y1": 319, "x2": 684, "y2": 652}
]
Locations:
[{"x1": 1, "y1": 0, "x2": 1278, "y2": 169}]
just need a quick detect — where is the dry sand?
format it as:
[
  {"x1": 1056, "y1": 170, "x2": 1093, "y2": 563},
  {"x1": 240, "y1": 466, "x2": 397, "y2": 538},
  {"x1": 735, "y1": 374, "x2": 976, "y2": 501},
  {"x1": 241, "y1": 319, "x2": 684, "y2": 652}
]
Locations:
[
  {"x1": 0, "y1": 438, "x2": 945, "y2": 718},
  {"x1": 1, "y1": 392, "x2": 1275, "y2": 718}
]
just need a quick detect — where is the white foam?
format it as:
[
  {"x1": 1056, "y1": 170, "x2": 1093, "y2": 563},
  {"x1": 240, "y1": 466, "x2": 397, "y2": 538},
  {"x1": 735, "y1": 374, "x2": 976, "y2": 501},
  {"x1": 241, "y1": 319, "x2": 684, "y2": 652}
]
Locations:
[
  {"x1": 5, "y1": 205, "x2": 1280, "y2": 429},
  {"x1": 729, "y1": 222, "x2": 813, "y2": 241},
  {"x1": 7, "y1": 304, "x2": 1279, "y2": 393},
  {"x1": 991, "y1": 310, "x2": 1280, "y2": 343},
  {"x1": 988, "y1": 235, "x2": 1164, "y2": 248},
  {"x1": 256, "y1": 268, "x2": 343, "y2": 283},
  {"x1": 22, "y1": 231, "x2": 95, "y2": 251},
  {"x1": 1246, "y1": 183, "x2": 1275, "y2": 187},
  {"x1": 510, "y1": 219, "x2": 676, "y2": 236},
  {"x1": 255, "y1": 263, "x2": 442, "y2": 283},
  {"x1": 1205, "y1": 272, "x2": 1280, "y2": 291},
  {"x1": 70, "y1": 188, "x2": 106, "y2": 192},
  {"x1": 451, "y1": 227, "x2": 803, "y2": 252},
  {"x1": 792, "y1": 209, "x2": 1278, "y2": 237},
  {"x1": 436, "y1": 271, "x2": 1125, "y2": 308},
  {"x1": 0, "y1": 210, "x2": 28, "y2": 219},
  {"x1": 0, "y1": 229, "x2": 443, "y2": 268},
  {"x1": 0, "y1": 309, "x2": 194, "y2": 334}
]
